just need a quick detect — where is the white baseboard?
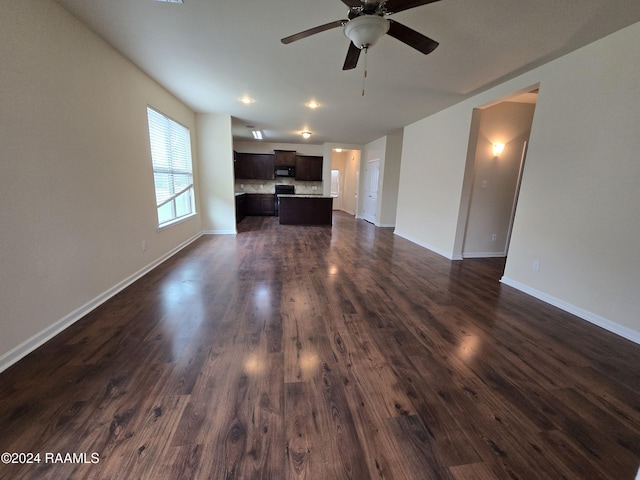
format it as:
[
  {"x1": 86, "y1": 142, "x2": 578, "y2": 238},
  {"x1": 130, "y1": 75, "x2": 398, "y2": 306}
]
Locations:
[
  {"x1": 500, "y1": 276, "x2": 640, "y2": 345},
  {"x1": 377, "y1": 223, "x2": 396, "y2": 228},
  {"x1": 202, "y1": 229, "x2": 237, "y2": 234},
  {"x1": 463, "y1": 251, "x2": 507, "y2": 259},
  {"x1": 393, "y1": 230, "x2": 459, "y2": 260},
  {"x1": 0, "y1": 232, "x2": 203, "y2": 374}
]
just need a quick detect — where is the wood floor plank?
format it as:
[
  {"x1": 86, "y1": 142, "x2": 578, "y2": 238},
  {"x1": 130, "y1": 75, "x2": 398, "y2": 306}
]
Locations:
[
  {"x1": 1, "y1": 213, "x2": 639, "y2": 479},
  {"x1": 449, "y1": 462, "x2": 499, "y2": 480}
]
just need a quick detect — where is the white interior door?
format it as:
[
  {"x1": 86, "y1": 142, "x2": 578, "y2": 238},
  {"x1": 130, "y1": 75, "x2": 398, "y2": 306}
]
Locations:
[{"x1": 363, "y1": 159, "x2": 379, "y2": 224}]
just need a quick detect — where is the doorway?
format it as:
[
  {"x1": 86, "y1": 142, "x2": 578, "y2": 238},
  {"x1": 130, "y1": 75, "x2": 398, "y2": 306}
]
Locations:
[
  {"x1": 331, "y1": 149, "x2": 361, "y2": 216},
  {"x1": 363, "y1": 159, "x2": 380, "y2": 224},
  {"x1": 458, "y1": 86, "x2": 539, "y2": 260}
]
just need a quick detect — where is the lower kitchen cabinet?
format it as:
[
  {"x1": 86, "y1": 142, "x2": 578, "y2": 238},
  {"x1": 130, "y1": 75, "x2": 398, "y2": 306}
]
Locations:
[
  {"x1": 235, "y1": 194, "x2": 246, "y2": 223},
  {"x1": 245, "y1": 194, "x2": 275, "y2": 216}
]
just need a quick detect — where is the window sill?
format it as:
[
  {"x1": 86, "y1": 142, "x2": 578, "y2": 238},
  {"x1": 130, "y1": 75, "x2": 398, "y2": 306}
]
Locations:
[{"x1": 157, "y1": 212, "x2": 197, "y2": 232}]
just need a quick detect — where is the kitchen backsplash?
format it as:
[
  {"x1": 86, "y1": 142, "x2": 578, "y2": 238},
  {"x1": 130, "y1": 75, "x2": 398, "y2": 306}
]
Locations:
[{"x1": 235, "y1": 179, "x2": 323, "y2": 195}]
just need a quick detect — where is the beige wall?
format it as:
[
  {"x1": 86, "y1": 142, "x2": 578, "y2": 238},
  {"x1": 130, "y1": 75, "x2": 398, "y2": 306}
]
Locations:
[
  {"x1": 396, "y1": 22, "x2": 640, "y2": 341},
  {"x1": 379, "y1": 131, "x2": 403, "y2": 227},
  {"x1": 0, "y1": 1, "x2": 202, "y2": 368},
  {"x1": 198, "y1": 113, "x2": 236, "y2": 233},
  {"x1": 395, "y1": 102, "x2": 472, "y2": 257},
  {"x1": 502, "y1": 23, "x2": 640, "y2": 340},
  {"x1": 233, "y1": 141, "x2": 324, "y2": 156},
  {"x1": 341, "y1": 150, "x2": 361, "y2": 216}
]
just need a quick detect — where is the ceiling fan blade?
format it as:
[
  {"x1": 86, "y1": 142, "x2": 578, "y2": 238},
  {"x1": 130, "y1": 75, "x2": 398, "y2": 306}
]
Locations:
[
  {"x1": 343, "y1": 42, "x2": 362, "y2": 70},
  {"x1": 383, "y1": 0, "x2": 441, "y2": 15},
  {"x1": 387, "y1": 20, "x2": 439, "y2": 54},
  {"x1": 281, "y1": 20, "x2": 347, "y2": 44},
  {"x1": 341, "y1": 0, "x2": 362, "y2": 7}
]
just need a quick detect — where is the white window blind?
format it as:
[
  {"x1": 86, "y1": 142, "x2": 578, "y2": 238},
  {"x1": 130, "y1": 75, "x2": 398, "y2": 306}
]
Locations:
[{"x1": 147, "y1": 107, "x2": 195, "y2": 226}]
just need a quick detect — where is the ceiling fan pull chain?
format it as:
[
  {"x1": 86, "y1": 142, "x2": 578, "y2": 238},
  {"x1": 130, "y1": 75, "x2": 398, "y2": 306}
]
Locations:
[{"x1": 362, "y1": 46, "x2": 368, "y2": 96}]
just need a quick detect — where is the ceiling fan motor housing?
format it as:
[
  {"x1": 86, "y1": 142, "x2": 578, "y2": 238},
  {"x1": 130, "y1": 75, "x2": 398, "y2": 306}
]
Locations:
[{"x1": 344, "y1": 15, "x2": 390, "y2": 49}]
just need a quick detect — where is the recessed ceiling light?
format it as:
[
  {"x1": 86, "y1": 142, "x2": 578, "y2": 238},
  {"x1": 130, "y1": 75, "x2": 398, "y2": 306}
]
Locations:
[
  {"x1": 334, "y1": 148, "x2": 343, "y2": 152},
  {"x1": 240, "y1": 96, "x2": 255, "y2": 104},
  {"x1": 301, "y1": 131, "x2": 312, "y2": 139},
  {"x1": 306, "y1": 101, "x2": 320, "y2": 109}
]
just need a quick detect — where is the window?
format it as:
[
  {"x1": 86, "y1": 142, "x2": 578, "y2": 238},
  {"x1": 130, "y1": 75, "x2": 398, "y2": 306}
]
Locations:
[{"x1": 146, "y1": 107, "x2": 195, "y2": 227}]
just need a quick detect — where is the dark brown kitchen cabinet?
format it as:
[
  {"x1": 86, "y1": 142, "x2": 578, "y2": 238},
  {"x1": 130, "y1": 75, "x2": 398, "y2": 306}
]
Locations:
[
  {"x1": 235, "y1": 194, "x2": 246, "y2": 223},
  {"x1": 234, "y1": 152, "x2": 252, "y2": 179},
  {"x1": 245, "y1": 194, "x2": 275, "y2": 216},
  {"x1": 274, "y1": 150, "x2": 297, "y2": 166},
  {"x1": 295, "y1": 155, "x2": 323, "y2": 181},
  {"x1": 234, "y1": 153, "x2": 275, "y2": 180}
]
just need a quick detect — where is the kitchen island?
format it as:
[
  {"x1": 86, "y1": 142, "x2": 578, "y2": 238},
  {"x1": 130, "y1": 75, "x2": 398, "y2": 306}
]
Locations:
[{"x1": 277, "y1": 195, "x2": 333, "y2": 225}]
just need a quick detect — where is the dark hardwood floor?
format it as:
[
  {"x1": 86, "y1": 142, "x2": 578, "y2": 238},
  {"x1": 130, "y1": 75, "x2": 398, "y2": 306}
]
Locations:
[{"x1": 1, "y1": 212, "x2": 639, "y2": 479}]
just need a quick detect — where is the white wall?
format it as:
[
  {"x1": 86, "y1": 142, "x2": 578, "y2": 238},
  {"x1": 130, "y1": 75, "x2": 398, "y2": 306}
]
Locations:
[
  {"x1": 396, "y1": 21, "x2": 640, "y2": 341},
  {"x1": 198, "y1": 113, "x2": 236, "y2": 234},
  {"x1": 0, "y1": 1, "x2": 202, "y2": 369}
]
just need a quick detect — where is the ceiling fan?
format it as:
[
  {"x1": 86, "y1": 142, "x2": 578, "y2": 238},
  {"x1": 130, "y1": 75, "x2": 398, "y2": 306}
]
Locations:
[{"x1": 281, "y1": 0, "x2": 441, "y2": 70}]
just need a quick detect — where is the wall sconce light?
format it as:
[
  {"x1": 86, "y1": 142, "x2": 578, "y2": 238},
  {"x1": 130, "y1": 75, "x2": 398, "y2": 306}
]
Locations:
[
  {"x1": 492, "y1": 143, "x2": 505, "y2": 157},
  {"x1": 301, "y1": 131, "x2": 312, "y2": 139}
]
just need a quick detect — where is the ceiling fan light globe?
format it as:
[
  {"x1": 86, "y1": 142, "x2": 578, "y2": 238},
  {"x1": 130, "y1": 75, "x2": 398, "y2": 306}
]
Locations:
[{"x1": 344, "y1": 15, "x2": 390, "y2": 49}]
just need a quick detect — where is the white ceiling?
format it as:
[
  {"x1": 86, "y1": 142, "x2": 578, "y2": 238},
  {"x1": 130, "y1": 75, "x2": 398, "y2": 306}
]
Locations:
[{"x1": 55, "y1": 0, "x2": 640, "y2": 145}]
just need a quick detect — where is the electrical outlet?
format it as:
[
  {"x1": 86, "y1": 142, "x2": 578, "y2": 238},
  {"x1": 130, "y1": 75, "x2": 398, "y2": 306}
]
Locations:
[
  {"x1": 481, "y1": 180, "x2": 488, "y2": 189},
  {"x1": 491, "y1": 234, "x2": 497, "y2": 241},
  {"x1": 141, "y1": 240, "x2": 148, "y2": 252},
  {"x1": 532, "y1": 260, "x2": 540, "y2": 272}
]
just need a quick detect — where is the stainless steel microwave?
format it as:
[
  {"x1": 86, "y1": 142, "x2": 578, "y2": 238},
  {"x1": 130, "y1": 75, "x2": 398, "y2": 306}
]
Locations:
[{"x1": 275, "y1": 166, "x2": 295, "y2": 177}]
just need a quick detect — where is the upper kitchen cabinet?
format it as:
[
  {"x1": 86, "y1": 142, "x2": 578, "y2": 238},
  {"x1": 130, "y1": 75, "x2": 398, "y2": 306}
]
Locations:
[
  {"x1": 295, "y1": 155, "x2": 323, "y2": 181},
  {"x1": 274, "y1": 150, "x2": 297, "y2": 167},
  {"x1": 234, "y1": 152, "x2": 275, "y2": 180}
]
